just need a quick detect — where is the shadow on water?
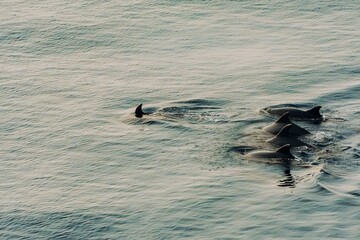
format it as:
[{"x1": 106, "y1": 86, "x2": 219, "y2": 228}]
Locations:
[{"x1": 278, "y1": 168, "x2": 296, "y2": 188}]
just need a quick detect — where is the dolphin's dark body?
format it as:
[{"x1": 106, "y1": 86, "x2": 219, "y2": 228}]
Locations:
[
  {"x1": 263, "y1": 112, "x2": 310, "y2": 136},
  {"x1": 135, "y1": 103, "x2": 150, "y2": 118},
  {"x1": 265, "y1": 106, "x2": 322, "y2": 120},
  {"x1": 245, "y1": 144, "x2": 295, "y2": 160},
  {"x1": 266, "y1": 124, "x2": 313, "y2": 148}
]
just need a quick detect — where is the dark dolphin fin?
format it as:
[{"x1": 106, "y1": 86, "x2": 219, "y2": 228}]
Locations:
[
  {"x1": 276, "y1": 124, "x2": 292, "y2": 137},
  {"x1": 276, "y1": 112, "x2": 291, "y2": 123},
  {"x1": 306, "y1": 106, "x2": 322, "y2": 117},
  {"x1": 276, "y1": 144, "x2": 295, "y2": 159},
  {"x1": 135, "y1": 103, "x2": 145, "y2": 118}
]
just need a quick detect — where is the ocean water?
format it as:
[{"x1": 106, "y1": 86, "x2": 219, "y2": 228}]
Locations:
[{"x1": 1, "y1": 0, "x2": 360, "y2": 239}]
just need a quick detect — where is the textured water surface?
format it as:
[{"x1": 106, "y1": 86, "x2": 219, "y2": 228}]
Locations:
[{"x1": 1, "y1": 0, "x2": 360, "y2": 239}]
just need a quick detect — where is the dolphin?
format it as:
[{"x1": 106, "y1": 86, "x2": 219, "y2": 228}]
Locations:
[
  {"x1": 263, "y1": 112, "x2": 310, "y2": 136},
  {"x1": 265, "y1": 106, "x2": 322, "y2": 120},
  {"x1": 245, "y1": 144, "x2": 295, "y2": 160},
  {"x1": 266, "y1": 124, "x2": 313, "y2": 148},
  {"x1": 135, "y1": 103, "x2": 149, "y2": 118}
]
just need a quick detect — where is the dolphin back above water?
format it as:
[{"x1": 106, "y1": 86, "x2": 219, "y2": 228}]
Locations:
[
  {"x1": 263, "y1": 112, "x2": 310, "y2": 136},
  {"x1": 245, "y1": 144, "x2": 295, "y2": 160},
  {"x1": 266, "y1": 124, "x2": 313, "y2": 148},
  {"x1": 265, "y1": 106, "x2": 323, "y2": 120},
  {"x1": 135, "y1": 103, "x2": 149, "y2": 118}
]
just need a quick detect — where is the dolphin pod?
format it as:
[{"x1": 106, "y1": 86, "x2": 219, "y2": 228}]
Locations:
[
  {"x1": 134, "y1": 103, "x2": 322, "y2": 163},
  {"x1": 246, "y1": 106, "x2": 322, "y2": 161}
]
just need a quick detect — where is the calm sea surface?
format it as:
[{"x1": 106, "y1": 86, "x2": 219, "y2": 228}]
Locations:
[{"x1": 1, "y1": 0, "x2": 360, "y2": 239}]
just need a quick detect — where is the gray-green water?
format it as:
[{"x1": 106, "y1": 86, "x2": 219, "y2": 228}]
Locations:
[{"x1": 1, "y1": 0, "x2": 360, "y2": 239}]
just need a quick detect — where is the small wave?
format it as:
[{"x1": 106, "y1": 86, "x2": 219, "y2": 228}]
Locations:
[
  {"x1": 316, "y1": 182, "x2": 359, "y2": 199},
  {"x1": 306, "y1": 165, "x2": 360, "y2": 201}
]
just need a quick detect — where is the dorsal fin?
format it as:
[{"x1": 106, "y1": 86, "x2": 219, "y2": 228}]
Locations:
[
  {"x1": 276, "y1": 124, "x2": 292, "y2": 137},
  {"x1": 135, "y1": 103, "x2": 144, "y2": 118},
  {"x1": 276, "y1": 144, "x2": 295, "y2": 158},
  {"x1": 276, "y1": 112, "x2": 291, "y2": 123},
  {"x1": 306, "y1": 106, "x2": 322, "y2": 117}
]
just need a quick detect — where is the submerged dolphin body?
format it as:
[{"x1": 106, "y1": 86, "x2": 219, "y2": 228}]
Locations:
[
  {"x1": 265, "y1": 106, "x2": 322, "y2": 120},
  {"x1": 266, "y1": 124, "x2": 313, "y2": 148},
  {"x1": 263, "y1": 112, "x2": 310, "y2": 136},
  {"x1": 245, "y1": 144, "x2": 295, "y2": 160},
  {"x1": 135, "y1": 103, "x2": 150, "y2": 118}
]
